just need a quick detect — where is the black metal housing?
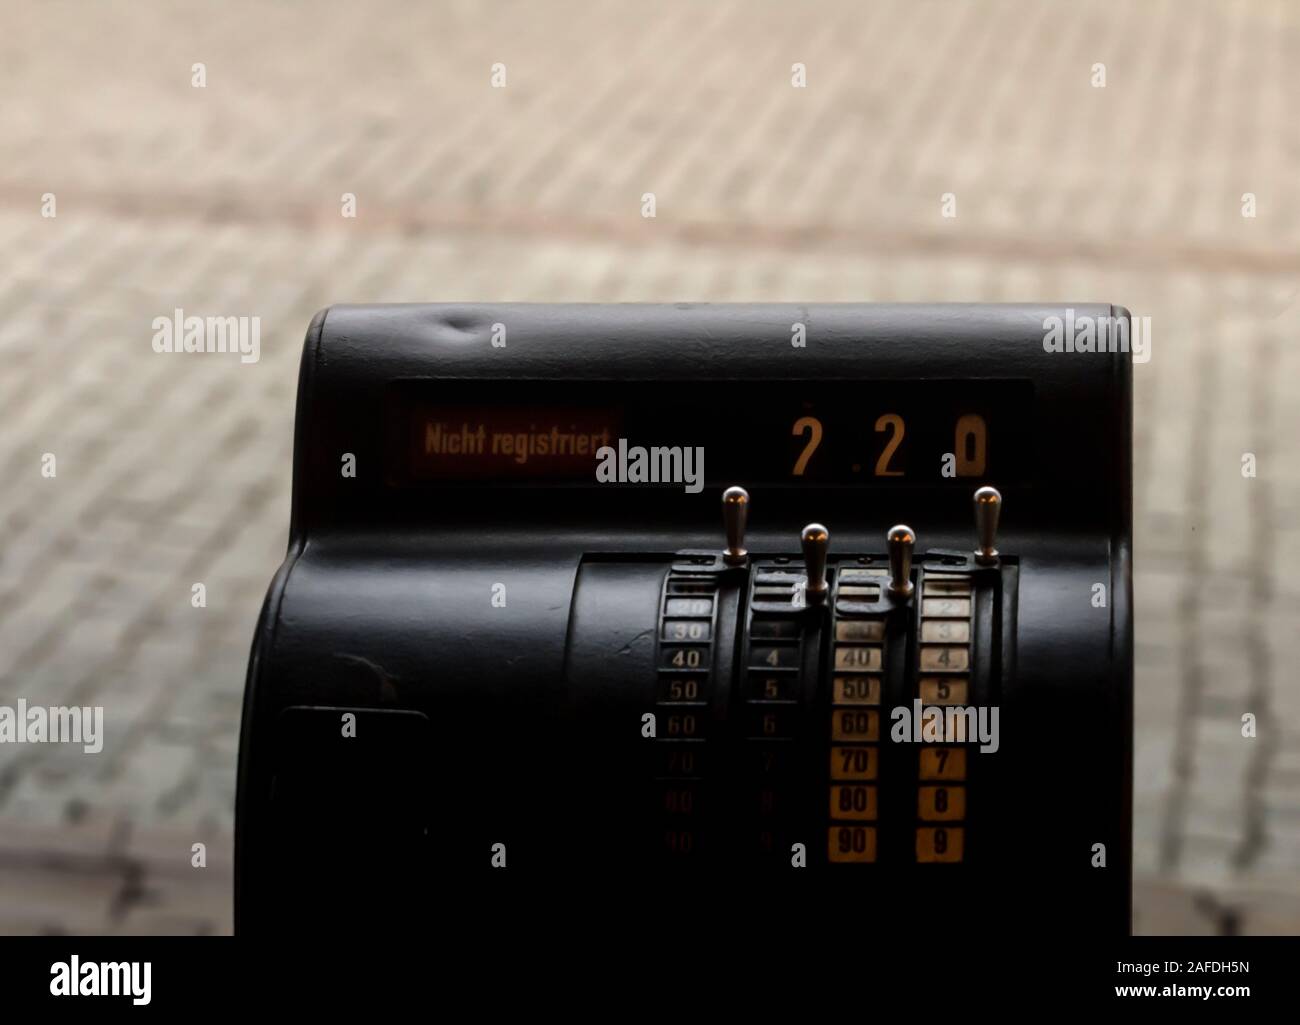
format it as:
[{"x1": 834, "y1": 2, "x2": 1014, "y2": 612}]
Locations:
[{"x1": 236, "y1": 303, "x2": 1133, "y2": 934}]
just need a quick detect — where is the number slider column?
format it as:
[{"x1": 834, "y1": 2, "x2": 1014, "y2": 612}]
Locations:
[
  {"x1": 914, "y1": 568, "x2": 974, "y2": 865},
  {"x1": 826, "y1": 537, "x2": 891, "y2": 865},
  {"x1": 652, "y1": 570, "x2": 720, "y2": 862}
]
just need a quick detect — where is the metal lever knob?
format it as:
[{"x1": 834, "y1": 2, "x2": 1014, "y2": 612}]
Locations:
[
  {"x1": 887, "y1": 524, "x2": 915, "y2": 599},
  {"x1": 801, "y1": 523, "x2": 830, "y2": 603},
  {"x1": 974, "y1": 485, "x2": 1001, "y2": 565},
  {"x1": 722, "y1": 486, "x2": 749, "y2": 566}
]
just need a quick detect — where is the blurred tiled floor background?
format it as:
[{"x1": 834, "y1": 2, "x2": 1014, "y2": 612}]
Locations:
[{"x1": 1, "y1": 0, "x2": 1298, "y2": 934}]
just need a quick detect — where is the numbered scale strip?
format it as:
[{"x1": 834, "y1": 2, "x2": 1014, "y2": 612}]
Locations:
[
  {"x1": 826, "y1": 567, "x2": 891, "y2": 863},
  {"x1": 914, "y1": 571, "x2": 975, "y2": 863},
  {"x1": 652, "y1": 571, "x2": 723, "y2": 861},
  {"x1": 740, "y1": 563, "x2": 816, "y2": 863}
]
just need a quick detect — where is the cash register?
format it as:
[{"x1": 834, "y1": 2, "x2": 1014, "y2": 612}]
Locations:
[{"x1": 236, "y1": 303, "x2": 1133, "y2": 935}]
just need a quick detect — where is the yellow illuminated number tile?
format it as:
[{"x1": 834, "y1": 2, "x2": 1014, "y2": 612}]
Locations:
[
  {"x1": 921, "y1": 598, "x2": 971, "y2": 618},
  {"x1": 919, "y1": 746, "x2": 966, "y2": 780},
  {"x1": 838, "y1": 569, "x2": 888, "y2": 582},
  {"x1": 833, "y1": 675, "x2": 881, "y2": 705},
  {"x1": 666, "y1": 713, "x2": 697, "y2": 736},
  {"x1": 663, "y1": 747, "x2": 698, "y2": 776},
  {"x1": 669, "y1": 647, "x2": 705, "y2": 669},
  {"x1": 661, "y1": 786, "x2": 697, "y2": 816},
  {"x1": 831, "y1": 709, "x2": 878, "y2": 741},
  {"x1": 830, "y1": 745, "x2": 877, "y2": 780},
  {"x1": 664, "y1": 620, "x2": 709, "y2": 641},
  {"x1": 665, "y1": 597, "x2": 712, "y2": 617},
  {"x1": 919, "y1": 645, "x2": 969, "y2": 672},
  {"x1": 916, "y1": 826, "x2": 964, "y2": 863},
  {"x1": 918, "y1": 676, "x2": 969, "y2": 705},
  {"x1": 834, "y1": 646, "x2": 882, "y2": 671},
  {"x1": 919, "y1": 619, "x2": 971, "y2": 643},
  {"x1": 828, "y1": 826, "x2": 876, "y2": 863},
  {"x1": 830, "y1": 784, "x2": 877, "y2": 820},
  {"x1": 664, "y1": 676, "x2": 702, "y2": 701},
  {"x1": 923, "y1": 577, "x2": 972, "y2": 596},
  {"x1": 835, "y1": 619, "x2": 885, "y2": 642},
  {"x1": 918, "y1": 785, "x2": 965, "y2": 821},
  {"x1": 663, "y1": 829, "x2": 695, "y2": 856}
]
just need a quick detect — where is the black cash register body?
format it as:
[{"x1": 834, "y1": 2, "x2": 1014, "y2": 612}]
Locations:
[{"x1": 236, "y1": 303, "x2": 1133, "y2": 935}]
